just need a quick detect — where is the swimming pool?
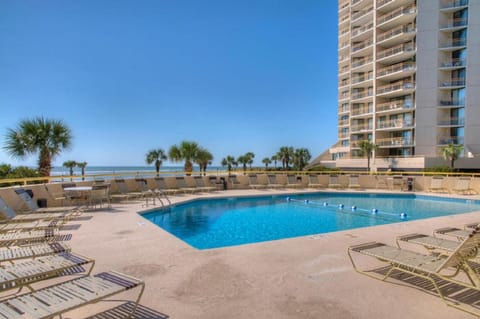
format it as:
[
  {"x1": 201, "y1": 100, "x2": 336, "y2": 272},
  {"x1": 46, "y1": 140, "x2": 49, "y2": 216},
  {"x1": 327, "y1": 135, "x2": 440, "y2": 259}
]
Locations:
[{"x1": 141, "y1": 193, "x2": 480, "y2": 250}]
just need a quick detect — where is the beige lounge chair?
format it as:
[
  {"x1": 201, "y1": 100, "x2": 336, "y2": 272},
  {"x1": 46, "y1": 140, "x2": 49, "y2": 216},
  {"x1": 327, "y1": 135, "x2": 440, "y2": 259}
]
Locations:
[
  {"x1": 0, "y1": 196, "x2": 76, "y2": 223},
  {"x1": 327, "y1": 174, "x2": 343, "y2": 189},
  {"x1": 348, "y1": 226, "x2": 480, "y2": 316},
  {"x1": 175, "y1": 177, "x2": 199, "y2": 194},
  {"x1": 0, "y1": 229, "x2": 71, "y2": 247},
  {"x1": 0, "y1": 270, "x2": 144, "y2": 318},
  {"x1": 110, "y1": 178, "x2": 143, "y2": 202},
  {"x1": 286, "y1": 174, "x2": 303, "y2": 188},
  {"x1": 266, "y1": 174, "x2": 284, "y2": 189},
  {"x1": 154, "y1": 177, "x2": 178, "y2": 195},
  {"x1": 452, "y1": 177, "x2": 477, "y2": 195},
  {"x1": 14, "y1": 188, "x2": 81, "y2": 214},
  {"x1": 428, "y1": 176, "x2": 448, "y2": 193},
  {"x1": 347, "y1": 174, "x2": 361, "y2": 189},
  {"x1": 0, "y1": 251, "x2": 94, "y2": 293},
  {"x1": 248, "y1": 174, "x2": 267, "y2": 189},
  {"x1": 193, "y1": 176, "x2": 216, "y2": 192},
  {"x1": 390, "y1": 175, "x2": 404, "y2": 190},
  {"x1": 308, "y1": 174, "x2": 324, "y2": 188},
  {"x1": 396, "y1": 233, "x2": 463, "y2": 254},
  {"x1": 0, "y1": 242, "x2": 70, "y2": 264},
  {"x1": 228, "y1": 175, "x2": 242, "y2": 189}
]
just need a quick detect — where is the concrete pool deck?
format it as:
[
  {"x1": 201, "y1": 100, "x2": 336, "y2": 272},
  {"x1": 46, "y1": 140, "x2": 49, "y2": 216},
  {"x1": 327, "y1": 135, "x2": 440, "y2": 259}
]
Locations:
[{"x1": 59, "y1": 188, "x2": 480, "y2": 318}]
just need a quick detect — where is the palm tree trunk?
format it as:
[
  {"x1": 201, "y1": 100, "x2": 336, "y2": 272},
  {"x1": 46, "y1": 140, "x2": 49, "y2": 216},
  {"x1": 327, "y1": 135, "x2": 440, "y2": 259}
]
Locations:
[
  {"x1": 38, "y1": 148, "x2": 51, "y2": 177},
  {"x1": 185, "y1": 161, "x2": 193, "y2": 176},
  {"x1": 367, "y1": 155, "x2": 370, "y2": 172}
]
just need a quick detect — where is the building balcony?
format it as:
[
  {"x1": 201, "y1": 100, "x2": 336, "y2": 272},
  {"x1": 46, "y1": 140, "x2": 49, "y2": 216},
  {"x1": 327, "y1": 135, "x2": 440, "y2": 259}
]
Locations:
[
  {"x1": 338, "y1": 133, "x2": 349, "y2": 139},
  {"x1": 377, "y1": 0, "x2": 415, "y2": 13},
  {"x1": 377, "y1": 137, "x2": 414, "y2": 147},
  {"x1": 351, "y1": 55, "x2": 374, "y2": 72},
  {"x1": 338, "y1": 79, "x2": 350, "y2": 88},
  {"x1": 377, "y1": 61, "x2": 416, "y2": 81},
  {"x1": 377, "y1": 5, "x2": 416, "y2": 29},
  {"x1": 377, "y1": 42, "x2": 416, "y2": 64},
  {"x1": 377, "y1": 80, "x2": 415, "y2": 97},
  {"x1": 351, "y1": 0, "x2": 370, "y2": 10},
  {"x1": 350, "y1": 139, "x2": 370, "y2": 148},
  {"x1": 438, "y1": 78, "x2": 466, "y2": 88},
  {"x1": 351, "y1": 107, "x2": 374, "y2": 117},
  {"x1": 338, "y1": 93, "x2": 350, "y2": 100},
  {"x1": 439, "y1": 18, "x2": 468, "y2": 31},
  {"x1": 351, "y1": 76, "x2": 373, "y2": 89},
  {"x1": 376, "y1": 24, "x2": 416, "y2": 47},
  {"x1": 377, "y1": 120, "x2": 414, "y2": 130},
  {"x1": 351, "y1": 6, "x2": 374, "y2": 26},
  {"x1": 351, "y1": 91, "x2": 374, "y2": 101},
  {"x1": 437, "y1": 117, "x2": 465, "y2": 126},
  {"x1": 438, "y1": 39, "x2": 467, "y2": 51},
  {"x1": 352, "y1": 39, "x2": 374, "y2": 57},
  {"x1": 351, "y1": 124, "x2": 373, "y2": 133},
  {"x1": 438, "y1": 58, "x2": 466, "y2": 70},
  {"x1": 338, "y1": 119, "x2": 349, "y2": 126},
  {"x1": 440, "y1": 0, "x2": 468, "y2": 12},
  {"x1": 338, "y1": 107, "x2": 350, "y2": 114},
  {"x1": 376, "y1": 101, "x2": 414, "y2": 113},
  {"x1": 351, "y1": 23, "x2": 374, "y2": 42},
  {"x1": 437, "y1": 136, "x2": 464, "y2": 145},
  {"x1": 438, "y1": 99, "x2": 465, "y2": 107},
  {"x1": 339, "y1": 13, "x2": 350, "y2": 26}
]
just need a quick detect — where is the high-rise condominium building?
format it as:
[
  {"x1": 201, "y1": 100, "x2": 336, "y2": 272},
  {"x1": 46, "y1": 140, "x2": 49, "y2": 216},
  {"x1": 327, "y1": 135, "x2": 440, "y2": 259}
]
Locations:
[{"x1": 313, "y1": 0, "x2": 480, "y2": 171}]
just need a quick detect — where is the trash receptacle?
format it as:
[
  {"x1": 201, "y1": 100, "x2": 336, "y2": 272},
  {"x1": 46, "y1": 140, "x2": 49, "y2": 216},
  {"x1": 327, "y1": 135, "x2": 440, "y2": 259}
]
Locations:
[
  {"x1": 37, "y1": 198, "x2": 47, "y2": 208},
  {"x1": 407, "y1": 177, "x2": 414, "y2": 191},
  {"x1": 220, "y1": 177, "x2": 227, "y2": 190}
]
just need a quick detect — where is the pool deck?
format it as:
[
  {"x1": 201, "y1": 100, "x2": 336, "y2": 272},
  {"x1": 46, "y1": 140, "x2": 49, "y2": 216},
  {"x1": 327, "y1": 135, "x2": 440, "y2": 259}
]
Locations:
[{"x1": 60, "y1": 188, "x2": 480, "y2": 318}]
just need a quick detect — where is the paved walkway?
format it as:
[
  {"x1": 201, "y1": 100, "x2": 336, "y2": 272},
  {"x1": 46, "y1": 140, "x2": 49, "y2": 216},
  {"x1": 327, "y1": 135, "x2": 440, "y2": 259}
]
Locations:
[{"x1": 62, "y1": 188, "x2": 480, "y2": 318}]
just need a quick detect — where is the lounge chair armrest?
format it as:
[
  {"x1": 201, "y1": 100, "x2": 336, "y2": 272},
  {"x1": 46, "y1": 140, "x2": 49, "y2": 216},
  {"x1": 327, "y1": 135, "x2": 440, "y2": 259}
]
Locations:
[{"x1": 348, "y1": 242, "x2": 385, "y2": 253}]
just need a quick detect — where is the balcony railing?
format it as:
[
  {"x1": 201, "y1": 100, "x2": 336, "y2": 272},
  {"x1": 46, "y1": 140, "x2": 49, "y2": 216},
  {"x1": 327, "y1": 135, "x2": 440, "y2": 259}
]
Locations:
[
  {"x1": 377, "y1": 42, "x2": 415, "y2": 60},
  {"x1": 439, "y1": 39, "x2": 467, "y2": 48},
  {"x1": 339, "y1": 14, "x2": 350, "y2": 24},
  {"x1": 440, "y1": 59, "x2": 466, "y2": 68},
  {"x1": 440, "y1": 0, "x2": 468, "y2": 10},
  {"x1": 352, "y1": 6, "x2": 373, "y2": 22},
  {"x1": 377, "y1": 120, "x2": 414, "y2": 129},
  {"x1": 338, "y1": 80, "x2": 350, "y2": 87},
  {"x1": 439, "y1": 78, "x2": 466, "y2": 87},
  {"x1": 377, "y1": 24, "x2": 416, "y2": 43},
  {"x1": 339, "y1": 66, "x2": 349, "y2": 74},
  {"x1": 352, "y1": 39, "x2": 374, "y2": 53},
  {"x1": 377, "y1": 0, "x2": 394, "y2": 9},
  {"x1": 437, "y1": 136, "x2": 464, "y2": 145},
  {"x1": 377, "y1": 137, "x2": 413, "y2": 146},
  {"x1": 339, "y1": 107, "x2": 350, "y2": 113},
  {"x1": 352, "y1": 23, "x2": 374, "y2": 37},
  {"x1": 351, "y1": 107, "x2": 373, "y2": 116},
  {"x1": 351, "y1": 140, "x2": 370, "y2": 148},
  {"x1": 339, "y1": 92, "x2": 350, "y2": 100},
  {"x1": 377, "y1": 80, "x2": 415, "y2": 95},
  {"x1": 338, "y1": 119, "x2": 349, "y2": 126},
  {"x1": 439, "y1": 99, "x2": 465, "y2": 106},
  {"x1": 352, "y1": 75, "x2": 374, "y2": 84},
  {"x1": 351, "y1": 124, "x2": 373, "y2": 132},
  {"x1": 376, "y1": 101, "x2": 414, "y2": 112},
  {"x1": 440, "y1": 18, "x2": 468, "y2": 29},
  {"x1": 437, "y1": 117, "x2": 465, "y2": 126},
  {"x1": 377, "y1": 62, "x2": 415, "y2": 77},
  {"x1": 377, "y1": 5, "x2": 416, "y2": 26},
  {"x1": 352, "y1": 55, "x2": 373, "y2": 68},
  {"x1": 352, "y1": 91, "x2": 374, "y2": 100}
]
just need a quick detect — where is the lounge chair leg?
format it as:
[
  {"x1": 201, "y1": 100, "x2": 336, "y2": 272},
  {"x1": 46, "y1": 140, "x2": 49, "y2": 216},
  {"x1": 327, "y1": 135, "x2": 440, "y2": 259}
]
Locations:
[{"x1": 126, "y1": 282, "x2": 146, "y2": 319}]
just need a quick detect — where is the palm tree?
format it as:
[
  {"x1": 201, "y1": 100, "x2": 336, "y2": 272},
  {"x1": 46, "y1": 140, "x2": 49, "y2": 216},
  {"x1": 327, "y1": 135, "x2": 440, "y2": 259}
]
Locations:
[
  {"x1": 63, "y1": 160, "x2": 77, "y2": 181},
  {"x1": 4, "y1": 117, "x2": 73, "y2": 176},
  {"x1": 195, "y1": 148, "x2": 213, "y2": 176},
  {"x1": 221, "y1": 155, "x2": 237, "y2": 175},
  {"x1": 245, "y1": 152, "x2": 255, "y2": 169},
  {"x1": 262, "y1": 157, "x2": 271, "y2": 170},
  {"x1": 293, "y1": 148, "x2": 311, "y2": 171},
  {"x1": 77, "y1": 161, "x2": 88, "y2": 181},
  {"x1": 278, "y1": 146, "x2": 294, "y2": 170},
  {"x1": 168, "y1": 141, "x2": 200, "y2": 176},
  {"x1": 145, "y1": 148, "x2": 167, "y2": 176},
  {"x1": 358, "y1": 140, "x2": 379, "y2": 173},
  {"x1": 237, "y1": 155, "x2": 249, "y2": 174},
  {"x1": 271, "y1": 155, "x2": 278, "y2": 169},
  {"x1": 442, "y1": 143, "x2": 463, "y2": 169}
]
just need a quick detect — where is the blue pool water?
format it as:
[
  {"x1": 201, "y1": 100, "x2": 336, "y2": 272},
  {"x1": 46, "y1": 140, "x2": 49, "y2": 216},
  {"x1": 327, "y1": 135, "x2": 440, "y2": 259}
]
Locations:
[{"x1": 141, "y1": 193, "x2": 480, "y2": 250}]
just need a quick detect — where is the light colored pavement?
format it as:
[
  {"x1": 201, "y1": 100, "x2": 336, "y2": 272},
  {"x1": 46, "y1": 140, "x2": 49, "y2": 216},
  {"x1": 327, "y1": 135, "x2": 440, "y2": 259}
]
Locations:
[{"x1": 60, "y1": 188, "x2": 480, "y2": 318}]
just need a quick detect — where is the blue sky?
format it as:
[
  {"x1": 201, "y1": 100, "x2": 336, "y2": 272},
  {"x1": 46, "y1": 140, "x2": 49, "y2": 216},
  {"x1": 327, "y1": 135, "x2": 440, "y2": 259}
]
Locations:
[{"x1": 0, "y1": 0, "x2": 338, "y2": 167}]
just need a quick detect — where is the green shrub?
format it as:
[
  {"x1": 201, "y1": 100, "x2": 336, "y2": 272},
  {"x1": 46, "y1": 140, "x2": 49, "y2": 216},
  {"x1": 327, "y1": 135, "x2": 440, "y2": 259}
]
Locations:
[{"x1": 424, "y1": 165, "x2": 453, "y2": 173}]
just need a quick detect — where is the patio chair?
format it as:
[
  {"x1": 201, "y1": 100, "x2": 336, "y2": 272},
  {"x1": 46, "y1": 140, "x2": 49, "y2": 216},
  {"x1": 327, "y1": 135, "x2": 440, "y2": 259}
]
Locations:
[
  {"x1": 452, "y1": 177, "x2": 477, "y2": 195},
  {"x1": 154, "y1": 177, "x2": 179, "y2": 195},
  {"x1": 0, "y1": 251, "x2": 95, "y2": 293},
  {"x1": 0, "y1": 242, "x2": 71, "y2": 264},
  {"x1": 89, "y1": 184, "x2": 111, "y2": 209},
  {"x1": 396, "y1": 233, "x2": 463, "y2": 254},
  {"x1": 110, "y1": 178, "x2": 142, "y2": 202},
  {"x1": 175, "y1": 177, "x2": 199, "y2": 194},
  {"x1": 434, "y1": 226, "x2": 471, "y2": 240},
  {"x1": 266, "y1": 174, "x2": 284, "y2": 189},
  {"x1": 307, "y1": 174, "x2": 324, "y2": 188},
  {"x1": 347, "y1": 174, "x2": 361, "y2": 189},
  {"x1": 0, "y1": 228, "x2": 71, "y2": 247},
  {"x1": 327, "y1": 174, "x2": 343, "y2": 189},
  {"x1": 0, "y1": 270, "x2": 145, "y2": 318},
  {"x1": 248, "y1": 174, "x2": 267, "y2": 189},
  {"x1": 193, "y1": 176, "x2": 216, "y2": 192},
  {"x1": 0, "y1": 219, "x2": 58, "y2": 233},
  {"x1": 428, "y1": 176, "x2": 448, "y2": 193},
  {"x1": 348, "y1": 226, "x2": 480, "y2": 316},
  {"x1": 286, "y1": 174, "x2": 303, "y2": 188},
  {"x1": 14, "y1": 188, "x2": 82, "y2": 214},
  {"x1": 0, "y1": 196, "x2": 73, "y2": 223},
  {"x1": 390, "y1": 175, "x2": 404, "y2": 190},
  {"x1": 228, "y1": 175, "x2": 242, "y2": 189}
]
